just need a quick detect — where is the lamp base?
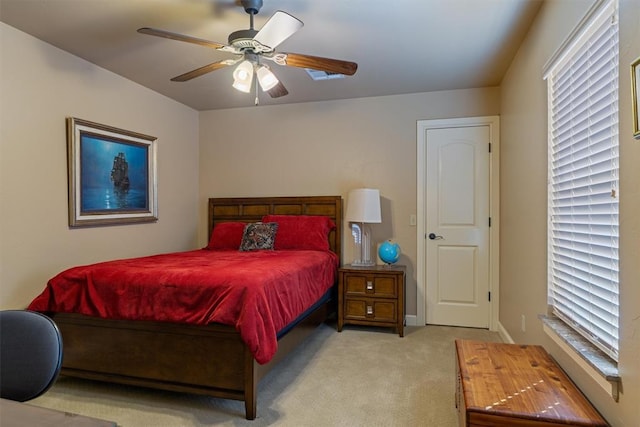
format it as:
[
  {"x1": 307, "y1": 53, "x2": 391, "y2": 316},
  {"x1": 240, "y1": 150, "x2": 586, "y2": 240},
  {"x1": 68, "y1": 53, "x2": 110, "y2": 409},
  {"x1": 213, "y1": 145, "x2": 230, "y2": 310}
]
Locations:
[
  {"x1": 351, "y1": 260, "x2": 376, "y2": 267},
  {"x1": 350, "y1": 222, "x2": 375, "y2": 267}
]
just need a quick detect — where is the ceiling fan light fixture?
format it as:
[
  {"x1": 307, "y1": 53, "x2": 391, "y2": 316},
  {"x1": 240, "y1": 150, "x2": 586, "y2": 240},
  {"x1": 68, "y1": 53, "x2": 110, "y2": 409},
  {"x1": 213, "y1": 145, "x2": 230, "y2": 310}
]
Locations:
[
  {"x1": 232, "y1": 60, "x2": 254, "y2": 93},
  {"x1": 256, "y1": 65, "x2": 279, "y2": 91}
]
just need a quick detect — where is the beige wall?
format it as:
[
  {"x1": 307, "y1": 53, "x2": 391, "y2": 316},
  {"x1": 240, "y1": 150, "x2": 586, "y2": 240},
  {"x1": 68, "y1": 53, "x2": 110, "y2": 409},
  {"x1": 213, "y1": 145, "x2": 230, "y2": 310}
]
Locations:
[
  {"x1": 0, "y1": 23, "x2": 200, "y2": 309},
  {"x1": 500, "y1": 0, "x2": 640, "y2": 425},
  {"x1": 199, "y1": 89, "x2": 500, "y2": 316}
]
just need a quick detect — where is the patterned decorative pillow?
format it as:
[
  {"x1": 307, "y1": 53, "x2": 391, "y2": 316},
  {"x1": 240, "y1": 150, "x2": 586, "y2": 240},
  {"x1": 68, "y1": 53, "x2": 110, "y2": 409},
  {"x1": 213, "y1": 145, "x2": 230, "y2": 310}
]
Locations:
[{"x1": 239, "y1": 222, "x2": 278, "y2": 251}]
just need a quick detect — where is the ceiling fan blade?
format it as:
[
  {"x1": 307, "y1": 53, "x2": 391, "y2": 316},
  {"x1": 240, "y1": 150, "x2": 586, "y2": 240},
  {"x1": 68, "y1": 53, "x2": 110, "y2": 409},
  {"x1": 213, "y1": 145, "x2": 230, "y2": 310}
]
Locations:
[
  {"x1": 275, "y1": 52, "x2": 358, "y2": 76},
  {"x1": 267, "y1": 81, "x2": 289, "y2": 98},
  {"x1": 253, "y1": 11, "x2": 303, "y2": 50},
  {"x1": 138, "y1": 27, "x2": 227, "y2": 50},
  {"x1": 171, "y1": 59, "x2": 237, "y2": 82}
]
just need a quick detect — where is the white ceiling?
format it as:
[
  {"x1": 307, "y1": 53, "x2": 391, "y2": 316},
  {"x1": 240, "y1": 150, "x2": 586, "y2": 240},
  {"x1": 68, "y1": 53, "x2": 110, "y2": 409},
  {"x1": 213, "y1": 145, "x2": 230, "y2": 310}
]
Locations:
[{"x1": 0, "y1": 0, "x2": 543, "y2": 111}]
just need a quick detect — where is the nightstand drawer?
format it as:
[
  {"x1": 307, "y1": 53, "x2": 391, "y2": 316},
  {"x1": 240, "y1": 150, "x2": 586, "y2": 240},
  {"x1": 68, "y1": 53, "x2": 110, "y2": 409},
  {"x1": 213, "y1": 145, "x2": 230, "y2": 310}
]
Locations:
[
  {"x1": 344, "y1": 274, "x2": 397, "y2": 298},
  {"x1": 344, "y1": 298, "x2": 397, "y2": 323}
]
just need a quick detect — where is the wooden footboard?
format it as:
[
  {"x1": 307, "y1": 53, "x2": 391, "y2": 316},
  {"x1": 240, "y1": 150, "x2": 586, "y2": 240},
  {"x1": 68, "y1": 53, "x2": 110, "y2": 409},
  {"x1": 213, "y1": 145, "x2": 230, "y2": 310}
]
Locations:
[
  {"x1": 51, "y1": 313, "x2": 252, "y2": 398},
  {"x1": 50, "y1": 299, "x2": 330, "y2": 420}
]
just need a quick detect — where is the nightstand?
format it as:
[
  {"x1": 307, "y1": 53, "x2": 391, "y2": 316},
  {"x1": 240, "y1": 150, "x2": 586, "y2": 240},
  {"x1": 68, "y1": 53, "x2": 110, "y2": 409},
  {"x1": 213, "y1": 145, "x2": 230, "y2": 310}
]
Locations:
[{"x1": 337, "y1": 264, "x2": 406, "y2": 336}]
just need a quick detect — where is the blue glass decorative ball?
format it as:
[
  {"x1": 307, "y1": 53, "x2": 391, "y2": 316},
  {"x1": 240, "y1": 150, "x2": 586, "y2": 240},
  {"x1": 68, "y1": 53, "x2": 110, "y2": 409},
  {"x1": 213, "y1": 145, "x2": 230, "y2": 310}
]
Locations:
[{"x1": 378, "y1": 240, "x2": 400, "y2": 264}]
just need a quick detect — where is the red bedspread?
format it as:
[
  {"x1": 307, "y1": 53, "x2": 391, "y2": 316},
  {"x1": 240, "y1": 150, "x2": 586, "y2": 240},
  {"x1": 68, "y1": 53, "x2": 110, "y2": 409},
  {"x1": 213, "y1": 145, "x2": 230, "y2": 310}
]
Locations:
[{"x1": 28, "y1": 249, "x2": 338, "y2": 364}]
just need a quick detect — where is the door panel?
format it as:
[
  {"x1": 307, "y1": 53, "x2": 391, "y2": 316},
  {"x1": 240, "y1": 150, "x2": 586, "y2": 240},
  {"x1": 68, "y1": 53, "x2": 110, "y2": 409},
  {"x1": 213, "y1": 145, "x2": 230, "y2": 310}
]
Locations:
[
  {"x1": 439, "y1": 142, "x2": 476, "y2": 225},
  {"x1": 438, "y1": 245, "x2": 476, "y2": 303}
]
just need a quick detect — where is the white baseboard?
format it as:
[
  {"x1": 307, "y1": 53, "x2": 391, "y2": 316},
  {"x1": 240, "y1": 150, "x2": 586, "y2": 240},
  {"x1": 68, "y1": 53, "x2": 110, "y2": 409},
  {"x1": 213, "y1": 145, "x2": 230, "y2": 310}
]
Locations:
[
  {"x1": 405, "y1": 314, "x2": 418, "y2": 326},
  {"x1": 407, "y1": 316, "x2": 513, "y2": 338},
  {"x1": 497, "y1": 321, "x2": 514, "y2": 343}
]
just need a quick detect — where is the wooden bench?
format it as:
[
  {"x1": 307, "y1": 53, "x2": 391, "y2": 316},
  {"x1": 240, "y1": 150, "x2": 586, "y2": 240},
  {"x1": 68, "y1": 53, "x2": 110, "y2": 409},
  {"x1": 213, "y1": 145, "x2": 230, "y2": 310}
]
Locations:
[{"x1": 455, "y1": 339, "x2": 608, "y2": 426}]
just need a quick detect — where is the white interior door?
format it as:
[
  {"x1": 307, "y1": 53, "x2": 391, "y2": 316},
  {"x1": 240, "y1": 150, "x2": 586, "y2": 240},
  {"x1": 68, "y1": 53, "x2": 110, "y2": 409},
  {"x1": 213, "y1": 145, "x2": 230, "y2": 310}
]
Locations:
[{"x1": 425, "y1": 125, "x2": 490, "y2": 328}]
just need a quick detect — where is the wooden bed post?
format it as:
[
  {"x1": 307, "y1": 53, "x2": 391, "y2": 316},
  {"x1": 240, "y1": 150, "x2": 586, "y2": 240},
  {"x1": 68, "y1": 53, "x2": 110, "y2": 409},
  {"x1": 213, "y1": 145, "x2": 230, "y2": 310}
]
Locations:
[{"x1": 244, "y1": 351, "x2": 258, "y2": 420}]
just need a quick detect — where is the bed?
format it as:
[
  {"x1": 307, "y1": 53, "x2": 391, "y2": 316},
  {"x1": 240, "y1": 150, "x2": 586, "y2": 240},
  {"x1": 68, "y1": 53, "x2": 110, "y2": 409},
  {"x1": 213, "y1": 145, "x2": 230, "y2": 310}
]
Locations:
[{"x1": 27, "y1": 195, "x2": 342, "y2": 420}]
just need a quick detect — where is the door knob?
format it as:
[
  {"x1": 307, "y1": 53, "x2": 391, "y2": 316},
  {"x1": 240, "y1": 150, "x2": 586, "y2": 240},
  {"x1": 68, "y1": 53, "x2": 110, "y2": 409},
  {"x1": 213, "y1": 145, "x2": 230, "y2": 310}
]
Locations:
[{"x1": 428, "y1": 233, "x2": 444, "y2": 240}]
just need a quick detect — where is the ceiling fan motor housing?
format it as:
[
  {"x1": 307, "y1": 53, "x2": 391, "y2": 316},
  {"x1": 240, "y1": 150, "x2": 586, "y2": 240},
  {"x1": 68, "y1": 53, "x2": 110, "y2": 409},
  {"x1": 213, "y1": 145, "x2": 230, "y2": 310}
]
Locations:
[
  {"x1": 228, "y1": 29, "x2": 259, "y2": 48},
  {"x1": 231, "y1": 0, "x2": 271, "y2": 53}
]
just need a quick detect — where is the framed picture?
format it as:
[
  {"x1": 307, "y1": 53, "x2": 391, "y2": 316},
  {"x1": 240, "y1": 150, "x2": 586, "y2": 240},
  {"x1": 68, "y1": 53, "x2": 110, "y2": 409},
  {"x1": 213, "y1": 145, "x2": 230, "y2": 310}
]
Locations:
[
  {"x1": 67, "y1": 117, "x2": 158, "y2": 227},
  {"x1": 633, "y1": 56, "x2": 640, "y2": 139}
]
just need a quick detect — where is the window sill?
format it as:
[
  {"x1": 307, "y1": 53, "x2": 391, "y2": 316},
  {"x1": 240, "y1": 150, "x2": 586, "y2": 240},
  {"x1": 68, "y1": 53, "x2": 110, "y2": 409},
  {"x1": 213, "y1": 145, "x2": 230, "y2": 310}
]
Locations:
[{"x1": 539, "y1": 314, "x2": 621, "y2": 402}]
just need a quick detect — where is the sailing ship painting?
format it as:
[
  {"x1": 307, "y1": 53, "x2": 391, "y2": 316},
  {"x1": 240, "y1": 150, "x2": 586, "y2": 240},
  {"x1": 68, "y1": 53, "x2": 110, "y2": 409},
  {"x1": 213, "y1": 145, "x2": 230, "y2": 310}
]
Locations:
[
  {"x1": 67, "y1": 117, "x2": 157, "y2": 227},
  {"x1": 80, "y1": 134, "x2": 149, "y2": 212}
]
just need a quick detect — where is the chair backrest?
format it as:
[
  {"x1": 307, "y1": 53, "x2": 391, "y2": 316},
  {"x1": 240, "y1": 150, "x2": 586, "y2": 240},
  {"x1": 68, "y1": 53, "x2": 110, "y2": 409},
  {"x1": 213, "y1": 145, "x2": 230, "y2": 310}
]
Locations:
[{"x1": 0, "y1": 310, "x2": 63, "y2": 401}]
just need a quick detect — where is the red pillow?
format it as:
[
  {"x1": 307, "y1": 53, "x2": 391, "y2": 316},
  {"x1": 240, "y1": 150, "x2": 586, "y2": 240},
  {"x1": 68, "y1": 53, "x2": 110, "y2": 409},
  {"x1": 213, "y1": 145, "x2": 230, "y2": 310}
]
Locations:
[
  {"x1": 261, "y1": 215, "x2": 335, "y2": 251},
  {"x1": 207, "y1": 222, "x2": 246, "y2": 250}
]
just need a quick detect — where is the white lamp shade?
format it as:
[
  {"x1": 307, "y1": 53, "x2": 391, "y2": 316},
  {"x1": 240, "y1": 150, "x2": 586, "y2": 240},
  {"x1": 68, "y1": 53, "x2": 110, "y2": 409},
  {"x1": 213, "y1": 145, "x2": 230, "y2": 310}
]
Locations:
[
  {"x1": 256, "y1": 65, "x2": 279, "y2": 91},
  {"x1": 232, "y1": 60, "x2": 254, "y2": 93},
  {"x1": 345, "y1": 188, "x2": 381, "y2": 223}
]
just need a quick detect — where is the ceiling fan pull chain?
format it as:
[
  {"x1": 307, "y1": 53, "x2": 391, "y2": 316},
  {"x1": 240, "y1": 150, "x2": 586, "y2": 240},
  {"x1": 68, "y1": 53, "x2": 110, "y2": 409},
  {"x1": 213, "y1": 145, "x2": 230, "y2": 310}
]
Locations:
[{"x1": 254, "y1": 76, "x2": 259, "y2": 106}]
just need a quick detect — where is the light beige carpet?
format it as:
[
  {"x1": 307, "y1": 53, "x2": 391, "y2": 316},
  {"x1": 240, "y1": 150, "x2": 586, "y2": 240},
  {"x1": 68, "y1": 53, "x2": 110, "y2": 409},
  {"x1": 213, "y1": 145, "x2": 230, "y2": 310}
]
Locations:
[{"x1": 29, "y1": 324, "x2": 501, "y2": 426}]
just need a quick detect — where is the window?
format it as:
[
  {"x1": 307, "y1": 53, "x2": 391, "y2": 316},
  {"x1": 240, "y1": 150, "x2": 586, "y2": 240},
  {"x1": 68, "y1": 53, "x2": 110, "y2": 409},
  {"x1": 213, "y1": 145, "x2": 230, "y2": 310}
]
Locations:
[{"x1": 544, "y1": 0, "x2": 619, "y2": 361}]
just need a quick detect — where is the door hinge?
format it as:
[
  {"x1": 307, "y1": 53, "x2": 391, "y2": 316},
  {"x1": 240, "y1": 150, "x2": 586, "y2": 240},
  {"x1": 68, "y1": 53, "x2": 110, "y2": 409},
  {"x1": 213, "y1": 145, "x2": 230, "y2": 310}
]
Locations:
[
  {"x1": 488, "y1": 291, "x2": 491, "y2": 301},
  {"x1": 489, "y1": 217, "x2": 491, "y2": 227},
  {"x1": 488, "y1": 142, "x2": 492, "y2": 153}
]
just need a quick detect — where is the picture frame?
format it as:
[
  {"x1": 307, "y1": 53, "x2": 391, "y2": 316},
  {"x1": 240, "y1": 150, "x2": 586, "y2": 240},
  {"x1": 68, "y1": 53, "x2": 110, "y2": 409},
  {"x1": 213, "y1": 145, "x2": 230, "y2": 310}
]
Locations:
[
  {"x1": 67, "y1": 117, "x2": 158, "y2": 227},
  {"x1": 633, "y1": 56, "x2": 640, "y2": 139}
]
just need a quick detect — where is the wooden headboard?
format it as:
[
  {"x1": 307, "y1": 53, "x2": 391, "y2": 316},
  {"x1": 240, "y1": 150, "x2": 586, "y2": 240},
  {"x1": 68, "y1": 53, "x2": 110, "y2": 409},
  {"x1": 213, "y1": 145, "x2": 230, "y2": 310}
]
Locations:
[{"x1": 208, "y1": 196, "x2": 343, "y2": 260}]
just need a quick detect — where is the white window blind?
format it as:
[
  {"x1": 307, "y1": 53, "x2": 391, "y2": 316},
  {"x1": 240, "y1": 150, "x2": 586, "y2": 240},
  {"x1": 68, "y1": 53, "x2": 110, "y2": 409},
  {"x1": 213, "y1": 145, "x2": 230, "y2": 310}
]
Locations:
[{"x1": 546, "y1": 0, "x2": 619, "y2": 361}]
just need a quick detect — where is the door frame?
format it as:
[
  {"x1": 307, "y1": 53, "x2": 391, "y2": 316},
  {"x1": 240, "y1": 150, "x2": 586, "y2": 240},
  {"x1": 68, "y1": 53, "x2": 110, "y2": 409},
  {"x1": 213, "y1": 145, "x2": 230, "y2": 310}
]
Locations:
[{"x1": 416, "y1": 116, "x2": 500, "y2": 330}]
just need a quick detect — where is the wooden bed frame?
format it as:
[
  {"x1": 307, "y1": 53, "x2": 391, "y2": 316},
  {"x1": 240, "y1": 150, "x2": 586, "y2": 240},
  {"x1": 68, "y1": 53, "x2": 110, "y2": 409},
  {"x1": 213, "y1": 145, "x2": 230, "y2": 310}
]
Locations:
[{"x1": 48, "y1": 196, "x2": 342, "y2": 420}]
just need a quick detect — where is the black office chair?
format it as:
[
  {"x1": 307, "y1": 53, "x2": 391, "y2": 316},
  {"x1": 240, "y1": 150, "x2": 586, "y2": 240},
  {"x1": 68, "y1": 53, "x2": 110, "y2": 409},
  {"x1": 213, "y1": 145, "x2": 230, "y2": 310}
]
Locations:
[{"x1": 0, "y1": 310, "x2": 63, "y2": 401}]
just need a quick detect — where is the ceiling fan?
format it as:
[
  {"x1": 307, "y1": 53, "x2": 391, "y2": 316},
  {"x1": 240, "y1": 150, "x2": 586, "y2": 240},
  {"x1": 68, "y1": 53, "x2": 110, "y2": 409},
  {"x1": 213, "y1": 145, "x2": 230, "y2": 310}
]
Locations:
[{"x1": 138, "y1": 0, "x2": 358, "y2": 100}]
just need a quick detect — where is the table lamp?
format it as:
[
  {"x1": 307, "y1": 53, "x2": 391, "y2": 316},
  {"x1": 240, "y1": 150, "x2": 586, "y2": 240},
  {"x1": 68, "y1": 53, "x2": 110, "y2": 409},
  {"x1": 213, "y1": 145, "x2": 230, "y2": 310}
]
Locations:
[{"x1": 345, "y1": 188, "x2": 381, "y2": 266}]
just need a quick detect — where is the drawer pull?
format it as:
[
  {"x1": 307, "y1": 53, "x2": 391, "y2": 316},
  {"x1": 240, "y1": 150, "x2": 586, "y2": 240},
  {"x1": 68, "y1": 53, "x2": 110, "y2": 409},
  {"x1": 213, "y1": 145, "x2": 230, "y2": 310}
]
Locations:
[
  {"x1": 366, "y1": 305, "x2": 373, "y2": 315},
  {"x1": 366, "y1": 281, "x2": 374, "y2": 291}
]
